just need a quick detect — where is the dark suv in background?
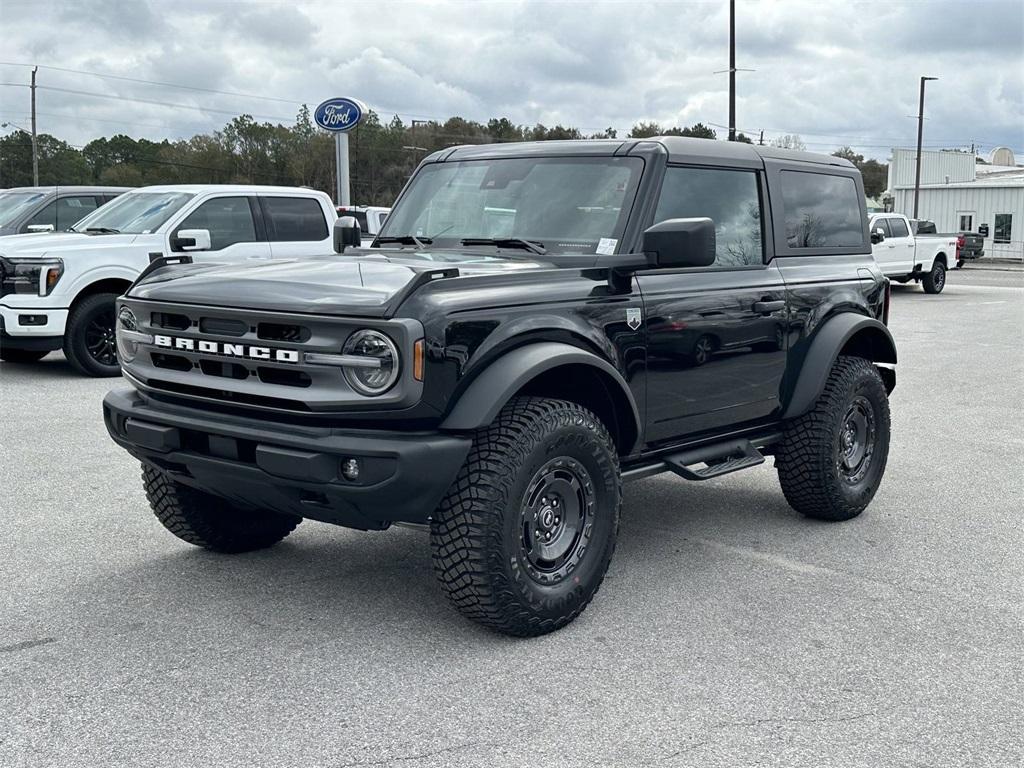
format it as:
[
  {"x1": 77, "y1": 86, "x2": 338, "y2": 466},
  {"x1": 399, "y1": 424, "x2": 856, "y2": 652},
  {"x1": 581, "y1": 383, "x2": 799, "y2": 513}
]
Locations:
[
  {"x1": 104, "y1": 137, "x2": 896, "y2": 636},
  {"x1": 0, "y1": 186, "x2": 130, "y2": 236}
]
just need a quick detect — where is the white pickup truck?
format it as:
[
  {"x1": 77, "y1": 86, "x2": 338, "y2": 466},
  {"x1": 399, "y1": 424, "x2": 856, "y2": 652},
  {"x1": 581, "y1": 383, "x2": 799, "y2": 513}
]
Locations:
[
  {"x1": 0, "y1": 184, "x2": 337, "y2": 375},
  {"x1": 868, "y1": 213, "x2": 958, "y2": 294}
]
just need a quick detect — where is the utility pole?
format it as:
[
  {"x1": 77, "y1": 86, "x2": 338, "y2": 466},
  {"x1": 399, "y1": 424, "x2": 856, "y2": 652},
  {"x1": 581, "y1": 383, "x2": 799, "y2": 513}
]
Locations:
[
  {"x1": 913, "y1": 75, "x2": 938, "y2": 219},
  {"x1": 728, "y1": 0, "x2": 736, "y2": 142},
  {"x1": 30, "y1": 66, "x2": 39, "y2": 186},
  {"x1": 758, "y1": 129, "x2": 764, "y2": 146}
]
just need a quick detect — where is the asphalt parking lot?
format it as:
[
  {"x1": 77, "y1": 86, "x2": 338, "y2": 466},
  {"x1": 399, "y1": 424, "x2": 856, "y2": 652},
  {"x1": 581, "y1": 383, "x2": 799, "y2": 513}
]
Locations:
[{"x1": 2, "y1": 266, "x2": 1022, "y2": 768}]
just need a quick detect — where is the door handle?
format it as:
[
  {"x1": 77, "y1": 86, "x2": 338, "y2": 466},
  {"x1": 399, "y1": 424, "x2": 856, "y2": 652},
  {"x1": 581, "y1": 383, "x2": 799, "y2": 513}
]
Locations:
[{"x1": 752, "y1": 299, "x2": 785, "y2": 314}]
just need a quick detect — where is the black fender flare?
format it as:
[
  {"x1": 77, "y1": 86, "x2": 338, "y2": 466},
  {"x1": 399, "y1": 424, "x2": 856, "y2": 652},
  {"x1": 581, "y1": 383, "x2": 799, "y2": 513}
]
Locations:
[
  {"x1": 783, "y1": 315, "x2": 896, "y2": 420},
  {"x1": 440, "y1": 342, "x2": 642, "y2": 451}
]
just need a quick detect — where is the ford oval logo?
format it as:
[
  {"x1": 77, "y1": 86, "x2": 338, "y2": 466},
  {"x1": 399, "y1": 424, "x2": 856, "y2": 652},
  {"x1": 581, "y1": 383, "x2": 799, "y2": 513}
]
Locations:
[{"x1": 314, "y1": 98, "x2": 364, "y2": 132}]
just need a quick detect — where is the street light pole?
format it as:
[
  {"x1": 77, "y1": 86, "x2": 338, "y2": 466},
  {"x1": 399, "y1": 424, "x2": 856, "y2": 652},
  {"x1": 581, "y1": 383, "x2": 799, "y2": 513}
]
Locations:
[{"x1": 913, "y1": 76, "x2": 938, "y2": 219}]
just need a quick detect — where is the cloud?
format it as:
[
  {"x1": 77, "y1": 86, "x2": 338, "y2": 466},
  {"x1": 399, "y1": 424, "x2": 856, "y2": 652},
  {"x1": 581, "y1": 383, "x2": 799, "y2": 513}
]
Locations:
[{"x1": 0, "y1": 0, "x2": 1021, "y2": 160}]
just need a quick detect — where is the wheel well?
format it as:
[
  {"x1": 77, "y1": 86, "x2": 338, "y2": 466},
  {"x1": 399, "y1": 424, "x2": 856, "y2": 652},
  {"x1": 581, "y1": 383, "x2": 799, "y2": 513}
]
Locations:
[
  {"x1": 71, "y1": 278, "x2": 133, "y2": 309},
  {"x1": 934, "y1": 252, "x2": 947, "y2": 268},
  {"x1": 516, "y1": 363, "x2": 638, "y2": 455},
  {"x1": 840, "y1": 327, "x2": 896, "y2": 392}
]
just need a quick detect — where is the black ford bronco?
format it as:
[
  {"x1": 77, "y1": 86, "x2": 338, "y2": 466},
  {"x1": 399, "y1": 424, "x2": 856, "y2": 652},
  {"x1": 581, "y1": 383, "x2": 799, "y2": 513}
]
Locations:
[{"x1": 104, "y1": 137, "x2": 896, "y2": 636}]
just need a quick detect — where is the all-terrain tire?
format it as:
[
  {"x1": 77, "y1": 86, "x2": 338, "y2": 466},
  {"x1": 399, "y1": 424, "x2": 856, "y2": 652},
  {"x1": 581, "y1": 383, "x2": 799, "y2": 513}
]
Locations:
[
  {"x1": 0, "y1": 348, "x2": 49, "y2": 363},
  {"x1": 776, "y1": 356, "x2": 890, "y2": 521},
  {"x1": 142, "y1": 463, "x2": 301, "y2": 553},
  {"x1": 430, "y1": 396, "x2": 621, "y2": 637},
  {"x1": 922, "y1": 260, "x2": 946, "y2": 294},
  {"x1": 63, "y1": 292, "x2": 122, "y2": 376}
]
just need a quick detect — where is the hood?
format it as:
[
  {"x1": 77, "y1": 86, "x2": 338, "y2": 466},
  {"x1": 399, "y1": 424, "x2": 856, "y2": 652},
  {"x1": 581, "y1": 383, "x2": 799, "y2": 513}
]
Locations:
[
  {"x1": 129, "y1": 249, "x2": 550, "y2": 317},
  {"x1": 0, "y1": 231, "x2": 139, "y2": 256}
]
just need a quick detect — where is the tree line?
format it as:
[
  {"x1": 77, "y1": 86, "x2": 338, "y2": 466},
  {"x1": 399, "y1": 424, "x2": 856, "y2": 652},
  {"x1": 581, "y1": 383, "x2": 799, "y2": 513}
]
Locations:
[{"x1": 0, "y1": 108, "x2": 889, "y2": 203}]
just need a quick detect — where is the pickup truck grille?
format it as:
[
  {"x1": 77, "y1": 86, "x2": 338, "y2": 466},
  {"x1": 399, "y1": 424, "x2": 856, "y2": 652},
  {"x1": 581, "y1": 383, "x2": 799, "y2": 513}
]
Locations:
[{"x1": 120, "y1": 298, "x2": 423, "y2": 414}]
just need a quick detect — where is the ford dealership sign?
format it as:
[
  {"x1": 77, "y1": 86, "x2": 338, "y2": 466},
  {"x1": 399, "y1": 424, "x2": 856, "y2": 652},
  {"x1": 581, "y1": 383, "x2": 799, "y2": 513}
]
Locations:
[{"x1": 314, "y1": 98, "x2": 365, "y2": 132}]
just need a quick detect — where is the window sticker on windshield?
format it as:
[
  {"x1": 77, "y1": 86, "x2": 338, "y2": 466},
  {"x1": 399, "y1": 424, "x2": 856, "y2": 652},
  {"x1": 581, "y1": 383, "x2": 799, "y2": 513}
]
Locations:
[{"x1": 596, "y1": 237, "x2": 617, "y2": 255}]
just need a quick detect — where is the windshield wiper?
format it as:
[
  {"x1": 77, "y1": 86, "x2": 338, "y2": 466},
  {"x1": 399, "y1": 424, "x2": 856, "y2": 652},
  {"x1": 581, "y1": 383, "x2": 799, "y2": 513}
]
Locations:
[
  {"x1": 85, "y1": 227, "x2": 121, "y2": 234},
  {"x1": 375, "y1": 234, "x2": 431, "y2": 249},
  {"x1": 460, "y1": 237, "x2": 547, "y2": 255}
]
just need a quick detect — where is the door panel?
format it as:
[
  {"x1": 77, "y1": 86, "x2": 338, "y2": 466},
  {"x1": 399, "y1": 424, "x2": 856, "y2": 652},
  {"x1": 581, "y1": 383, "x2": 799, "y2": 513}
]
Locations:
[{"x1": 638, "y1": 264, "x2": 789, "y2": 443}]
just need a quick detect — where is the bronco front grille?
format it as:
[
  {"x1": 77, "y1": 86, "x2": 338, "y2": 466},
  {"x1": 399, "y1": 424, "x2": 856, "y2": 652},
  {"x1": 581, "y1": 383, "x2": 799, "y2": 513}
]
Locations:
[{"x1": 120, "y1": 298, "x2": 423, "y2": 414}]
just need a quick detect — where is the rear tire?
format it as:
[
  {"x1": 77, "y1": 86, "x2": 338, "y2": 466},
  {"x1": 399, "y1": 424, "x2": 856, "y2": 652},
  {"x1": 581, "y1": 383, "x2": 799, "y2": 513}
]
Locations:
[
  {"x1": 922, "y1": 261, "x2": 946, "y2": 294},
  {"x1": 142, "y1": 463, "x2": 301, "y2": 553},
  {"x1": 63, "y1": 292, "x2": 122, "y2": 376},
  {"x1": 430, "y1": 397, "x2": 621, "y2": 637},
  {"x1": 0, "y1": 348, "x2": 48, "y2": 363},
  {"x1": 776, "y1": 356, "x2": 890, "y2": 521}
]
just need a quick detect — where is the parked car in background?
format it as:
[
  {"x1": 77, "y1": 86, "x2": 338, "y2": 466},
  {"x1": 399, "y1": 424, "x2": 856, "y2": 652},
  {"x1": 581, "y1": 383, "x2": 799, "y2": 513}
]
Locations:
[
  {"x1": 0, "y1": 186, "x2": 130, "y2": 236},
  {"x1": 911, "y1": 218, "x2": 985, "y2": 262},
  {"x1": 869, "y1": 213, "x2": 958, "y2": 293},
  {"x1": 0, "y1": 184, "x2": 337, "y2": 375},
  {"x1": 336, "y1": 204, "x2": 390, "y2": 244}
]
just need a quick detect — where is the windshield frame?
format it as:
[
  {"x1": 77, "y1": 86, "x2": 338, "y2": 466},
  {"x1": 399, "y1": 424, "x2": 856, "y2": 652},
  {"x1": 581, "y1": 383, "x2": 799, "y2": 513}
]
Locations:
[
  {"x1": 376, "y1": 155, "x2": 646, "y2": 256},
  {"x1": 70, "y1": 190, "x2": 196, "y2": 235}
]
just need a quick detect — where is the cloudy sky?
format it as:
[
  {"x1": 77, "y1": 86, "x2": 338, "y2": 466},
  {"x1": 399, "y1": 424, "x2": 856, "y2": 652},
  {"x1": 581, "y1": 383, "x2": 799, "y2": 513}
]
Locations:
[{"x1": 1, "y1": 0, "x2": 1021, "y2": 161}]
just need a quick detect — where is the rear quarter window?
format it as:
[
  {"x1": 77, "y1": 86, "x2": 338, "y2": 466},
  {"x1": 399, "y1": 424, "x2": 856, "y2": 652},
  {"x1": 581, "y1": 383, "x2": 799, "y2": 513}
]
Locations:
[
  {"x1": 264, "y1": 197, "x2": 329, "y2": 241},
  {"x1": 780, "y1": 170, "x2": 864, "y2": 249}
]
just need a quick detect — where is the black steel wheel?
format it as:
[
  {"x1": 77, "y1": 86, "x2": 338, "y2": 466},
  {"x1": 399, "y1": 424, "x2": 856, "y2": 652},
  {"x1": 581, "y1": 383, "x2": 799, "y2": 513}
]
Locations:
[
  {"x1": 776, "y1": 356, "x2": 890, "y2": 521},
  {"x1": 63, "y1": 292, "x2": 123, "y2": 377},
  {"x1": 431, "y1": 396, "x2": 620, "y2": 637}
]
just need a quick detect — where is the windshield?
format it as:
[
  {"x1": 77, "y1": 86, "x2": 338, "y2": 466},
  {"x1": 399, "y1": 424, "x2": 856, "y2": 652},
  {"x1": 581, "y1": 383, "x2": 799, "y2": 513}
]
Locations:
[
  {"x1": 71, "y1": 191, "x2": 194, "y2": 234},
  {"x1": 0, "y1": 191, "x2": 48, "y2": 228},
  {"x1": 378, "y1": 156, "x2": 644, "y2": 254}
]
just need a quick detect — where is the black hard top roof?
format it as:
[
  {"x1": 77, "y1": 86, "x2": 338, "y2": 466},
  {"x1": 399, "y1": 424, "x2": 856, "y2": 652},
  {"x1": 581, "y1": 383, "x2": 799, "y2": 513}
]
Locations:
[{"x1": 436, "y1": 136, "x2": 854, "y2": 169}]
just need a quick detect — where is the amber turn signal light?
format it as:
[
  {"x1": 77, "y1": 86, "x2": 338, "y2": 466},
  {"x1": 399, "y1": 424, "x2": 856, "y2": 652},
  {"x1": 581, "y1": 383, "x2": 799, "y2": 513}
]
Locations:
[{"x1": 413, "y1": 339, "x2": 424, "y2": 381}]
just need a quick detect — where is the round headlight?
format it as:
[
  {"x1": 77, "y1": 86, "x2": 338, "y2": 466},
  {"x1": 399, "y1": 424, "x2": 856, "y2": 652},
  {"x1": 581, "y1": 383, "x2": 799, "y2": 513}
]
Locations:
[
  {"x1": 115, "y1": 306, "x2": 139, "y2": 363},
  {"x1": 342, "y1": 330, "x2": 400, "y2": 396}
]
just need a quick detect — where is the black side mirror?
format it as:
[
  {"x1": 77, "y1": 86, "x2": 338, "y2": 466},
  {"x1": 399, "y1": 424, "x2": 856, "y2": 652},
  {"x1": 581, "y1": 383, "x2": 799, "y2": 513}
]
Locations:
[
  {"x1": 333, "y1": 216, "x2": 361, "y2": 253},
  {"x1": 642, "y1": 218, "x2": 716, "y2": 268},
  {"x1": 871, "y1": 227, "x2": 886, "y2": 245}
]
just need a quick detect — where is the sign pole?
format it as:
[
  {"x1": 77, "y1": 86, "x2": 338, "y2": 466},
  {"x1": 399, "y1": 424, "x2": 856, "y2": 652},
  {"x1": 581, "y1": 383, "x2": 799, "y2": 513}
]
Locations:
[{"x1": 335, "y1": 132, "x2": 350, "y2": 206}]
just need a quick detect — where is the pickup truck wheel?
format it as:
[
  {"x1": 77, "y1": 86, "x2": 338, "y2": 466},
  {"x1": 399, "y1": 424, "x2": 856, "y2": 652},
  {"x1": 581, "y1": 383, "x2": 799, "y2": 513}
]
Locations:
[
  {"x1": 142, "y1": 463, "x2": 301, "y2": 553},
  {"x1": 0, "y1": 348, "x2": 48, "y2": 363},
  {"x1": 922, "y1": 261, "x2": 946, "y2": 294},
  {"x1": 776, "y1": 356, "x2": 890, "y2": 521},
  {"x1": 430, "y1": 396, "x2": 621, "y2": 637},
  {"x1": 63, "y1": 292, "x2": 122, "y2": 376}
]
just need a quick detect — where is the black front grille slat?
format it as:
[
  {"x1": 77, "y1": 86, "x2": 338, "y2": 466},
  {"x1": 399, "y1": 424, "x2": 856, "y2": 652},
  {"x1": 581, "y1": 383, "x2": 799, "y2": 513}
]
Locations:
[
  {"x1": 257, "y1": 366, "x2": 311, "y2": 388},
  {"x1": 199, "y1": 359, "x2": 249, "y2": 380},
  {"x1": 152, "y1": 353, "x2": 193, "y2": 372},
  {"x1": 152, "y1": 312, "x2": 191, "y2": 331},
  {"x1": 146, "y1": 379, "x2": 312, "y2": 411},
  {"x1": 200, "y1": 317, "x2": 249, "y2": 337},
  {"x1": 258, "y1": 322, "x2": 310, "y2": 343}
]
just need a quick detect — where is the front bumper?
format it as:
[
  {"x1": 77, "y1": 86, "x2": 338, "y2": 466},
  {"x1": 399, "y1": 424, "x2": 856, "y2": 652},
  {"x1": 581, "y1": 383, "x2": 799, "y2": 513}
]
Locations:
[
  {"x1": 103, "y1": 388, "x2": 472, "y2": 530},
  {"x1": 0, "y1": 304, "x2": 68, "y2": 338}
]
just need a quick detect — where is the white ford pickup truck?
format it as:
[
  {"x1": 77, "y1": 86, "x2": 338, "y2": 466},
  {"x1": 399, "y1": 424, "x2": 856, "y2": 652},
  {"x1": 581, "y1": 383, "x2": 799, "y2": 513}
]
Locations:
[
  {"x1": 868, "y1": 213, "x2": 958, "y2": 294},
  {"x1": 0, "y1": 184, "x2": 337, "y2": 375}
]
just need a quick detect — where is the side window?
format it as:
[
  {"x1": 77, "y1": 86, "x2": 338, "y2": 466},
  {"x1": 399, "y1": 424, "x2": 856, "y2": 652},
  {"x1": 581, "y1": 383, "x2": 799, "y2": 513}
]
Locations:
[
  {"x1": 780, "y1": 171, "x2": 863, "y2": 249},
  {"x1": 55, "y1": 196, "x2": 99, "y2": 230},
  {"x1": 24, "y1": 201, "x2": 57, "y2": 231},
  {"x1": 654, "y1": 166, "x2": 764, "y2": 266},
  {"x1": 994, "y1": 214, "x2": 1012, "y2": 244},
  {"x1": 888, "y1": 218, "x2": 910, "y2": 238},
  {"x1": 178, "y1": 197, "x2": 256, "y2": 250},
  {"x1": 263, "y1": 197, "x2": 328, "y2": 241},
  {"x1": 871, "y1": 218, "x2": 891, "y2": 238}
]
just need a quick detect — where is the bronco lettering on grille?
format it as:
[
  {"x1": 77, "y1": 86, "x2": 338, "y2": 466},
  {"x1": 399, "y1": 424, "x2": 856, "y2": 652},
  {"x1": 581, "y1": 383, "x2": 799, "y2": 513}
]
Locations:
[{"x1": 152, "y1": 334, "x2": 300, "y2": 363}]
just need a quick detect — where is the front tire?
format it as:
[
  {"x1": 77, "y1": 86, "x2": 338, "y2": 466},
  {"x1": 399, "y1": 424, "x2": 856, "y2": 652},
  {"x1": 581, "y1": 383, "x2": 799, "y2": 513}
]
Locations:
[
  {"x1": 142, "y1": 463, "x2": 301, "y2": 553},
  {"x1": 63, "y1": 292, "x2": 122, "y2": 376},
  {"x1": 0, "y1": 348, "x2": 49, "y2": 363},
  {"x1": 430, "y1": 397, "x2": 621, "y2": 637},
  {"x1": 775, "y1": 356, "x2": 890, "y2": 521},
  {"x1": 922, "y1": 261, "x2": 946, "y2": 294}
]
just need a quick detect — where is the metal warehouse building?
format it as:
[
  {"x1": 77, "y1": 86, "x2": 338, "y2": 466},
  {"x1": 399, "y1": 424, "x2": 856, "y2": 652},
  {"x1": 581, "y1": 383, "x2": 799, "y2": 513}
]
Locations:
[{"x1": 887, "y1": 148, "x2": 1023, "y2": 261}]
